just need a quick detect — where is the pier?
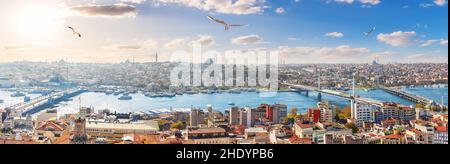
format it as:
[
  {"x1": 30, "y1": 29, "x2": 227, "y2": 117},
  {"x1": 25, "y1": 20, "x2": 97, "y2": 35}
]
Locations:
[{"x1": 5, "y1": 89, "x2": 86, "y2": 117}]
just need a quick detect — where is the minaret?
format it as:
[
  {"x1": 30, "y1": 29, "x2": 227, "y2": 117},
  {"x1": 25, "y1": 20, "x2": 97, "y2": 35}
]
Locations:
[{"x1": 155, "y1": 52, "x2": 158, "y2": 63}]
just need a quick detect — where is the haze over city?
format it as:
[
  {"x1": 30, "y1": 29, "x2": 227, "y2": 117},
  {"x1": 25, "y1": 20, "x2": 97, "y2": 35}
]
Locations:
[{"x1": 0, "y1": 0, "x2": 448, "y2": 63}]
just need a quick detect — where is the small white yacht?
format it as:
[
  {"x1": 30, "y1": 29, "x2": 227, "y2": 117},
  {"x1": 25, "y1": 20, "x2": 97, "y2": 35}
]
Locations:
[{"x1": 118, "y1": 94, "x2": 133, "y2": 100}]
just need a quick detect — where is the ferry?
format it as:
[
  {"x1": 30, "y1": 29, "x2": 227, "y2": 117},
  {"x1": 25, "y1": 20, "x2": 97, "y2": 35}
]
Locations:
[
  {"x1": 228, "y1": 102, "x2": 236, "y2": 106},
  {"x1": 105, "y1": 90, "x2": 114, "y2": 95},
  {"x1": 229, "y1": 89, "x2": 242, "y2": 94},
  {"x1": 118, "y1": 94, "x2": 133, "y2": 100},
  {"x1": 10, "y1": 91, "x2": 26, "y2": 97}
]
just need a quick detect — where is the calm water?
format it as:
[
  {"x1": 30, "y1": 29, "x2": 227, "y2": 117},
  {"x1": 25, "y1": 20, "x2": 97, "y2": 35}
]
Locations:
[
  {"x1": 1, "y1": 87, "x2": 448, "y2": 116},
  {"x1": 0, "y1": 91, "x2": 40, "y2": 109}
]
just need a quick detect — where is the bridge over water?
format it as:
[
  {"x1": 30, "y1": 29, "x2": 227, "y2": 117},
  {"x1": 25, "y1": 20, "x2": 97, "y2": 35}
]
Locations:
[
  {"x1": 5, "y1": 89, "x2": 86, "y2": 117},
  {"x1": 283, "y1": 83, "x2": 383, "y2": 106},
  {"x1": 380, "y1": 86, "x2": 447, "y2": 108}
]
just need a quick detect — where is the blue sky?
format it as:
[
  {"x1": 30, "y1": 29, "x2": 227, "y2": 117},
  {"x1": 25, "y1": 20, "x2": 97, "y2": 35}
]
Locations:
[{"x1": 0, "y1": 0, "x2": 448, "y2": 63}]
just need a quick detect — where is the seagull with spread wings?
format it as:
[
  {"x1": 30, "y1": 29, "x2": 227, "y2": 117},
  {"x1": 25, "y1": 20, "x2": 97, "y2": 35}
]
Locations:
[
  {"x1": 364, "y1": 27, "x2": 376, "y2": 37},
  {"x1": 67, "y1": 26, "x2": 81, "y2": 38},
  {"x1": 207, "y1": 15, "x2": 246, "y2": 31}
]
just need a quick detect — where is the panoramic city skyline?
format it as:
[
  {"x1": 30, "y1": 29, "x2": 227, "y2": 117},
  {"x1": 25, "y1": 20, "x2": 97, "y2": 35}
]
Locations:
[{"x1": 0, "y1": 0, "x2": 448, "y2": 63}]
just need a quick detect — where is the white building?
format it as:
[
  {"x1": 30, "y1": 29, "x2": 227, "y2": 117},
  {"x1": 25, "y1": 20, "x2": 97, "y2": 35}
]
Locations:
[
  {"x1": 85, "y1": 121, "x2": 159, "y2": 138},
  {"x1": 411, "y1": 120, "x2": 434, "y2": 144},
  {"x1": 318, "y1": 102, "x2": 336, "y2": 123},
  {"x1": 354, "y1": 103, "x2": 378, "y2": 127},
  {"x1": 434, "y1": 126, "x2": 448, "y2": 144}
]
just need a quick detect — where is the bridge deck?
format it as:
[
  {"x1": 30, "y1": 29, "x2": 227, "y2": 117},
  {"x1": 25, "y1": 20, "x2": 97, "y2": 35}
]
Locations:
[
  {"x1": 6, "y1": 89, "x2": 83, "y2": 116},
  {"x1": 284, "y1": 83, "x2": 382, "y2": 105}
]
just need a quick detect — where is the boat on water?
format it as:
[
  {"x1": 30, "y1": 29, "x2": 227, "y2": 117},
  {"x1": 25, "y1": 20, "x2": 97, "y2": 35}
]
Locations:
[
  {"x1": 163, "y1": 93, "x2": 176, "y2": 98},
  {"x1": 24, "y1": 96, "x2": 31, "y2": 102},
  {"x1": 118, "y1": 94, "x2": 133, "y2": 100},
  {"x1": 10, "y1": 91, "x2": 26, "y2": 97},
  {"x1": 186, "y1": 91, "x2": 198, "y2": 95},
  {"x1": 113, "y1": 91, "x2": 122, "y2": 96},
  {"x1": 105, "y1": 90, "x2": 114, "y2": 95},
  {"x1": 229, "y1": 89, "x2": 242, "y2": 94},
  {"x1": 228, "y1": 102, "x2": 236, "y2": 106}
]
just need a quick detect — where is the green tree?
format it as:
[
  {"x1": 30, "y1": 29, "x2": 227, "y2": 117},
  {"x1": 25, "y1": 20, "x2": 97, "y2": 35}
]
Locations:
[
  {"x1": 345, "y1": 122, "x2": 359, "y2": 133},
  {"x1": 170, "y1": 121, "x2": 186, "y2": 130}
]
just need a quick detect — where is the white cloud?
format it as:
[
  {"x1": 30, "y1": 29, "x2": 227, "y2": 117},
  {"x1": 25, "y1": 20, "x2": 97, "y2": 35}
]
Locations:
[
  {"x1": 288, "y1": 37, "x2": 301, "y2": 41},
  {"x1": 277, "y1": 45, "x2": 370, "y2": 63},
  {"x1": 231, "y1": 35, "x2": 264, "y2": 45},
  {"x1": 165, "y1": 38, "x2": 187, "y2": 49},
  {"x1": 419, "y1": 39, "x2": 439, "y2": 47},
  {"x1": 434, "y1": 0, "x2": 448, "y2": 6},
  {"x1": 153, "y1": 0, "x2": 266, "y2": 15},
  {"x1": 275, "y1": 7, "x2": 285, "y2": 14},
  {"x1": 70, "y1": 3, "x2": 138, "y2": 18},
  {"x1": 192, "y1": 35, "x2": 215, "y2": 46},
  {"x1": 377, "y1": 31, "x2": 416, "y2": 46},
  {"x1": 359, "y1": 0, "x2": 381, "y2": 5},
  {"x1": 121, "y1": 0, "x2": 147, "y2": 4},
  {"x1": 3, "y1": 44, "x2": 34, "y2": 51},
  {"x1": 420, "y1": 3, "x2": 435, "y2": 8},
  {"x1": 106, "y1": 40, "x2": 158, "y2": 50},
  {"x1": 325, "y1": 32, "x2": 344, "y2": 38},
  {"x1": 419, "y1": 38, "x2": 448, "y2": 47},
  {"x1": 333, "y1": 0, "x2": 380, "y2": 5},
  {"x1": 334, "y1": 0, "x2": 355, "y2": 4},
  {"x1": 440, "y1": 39, "x2": 448, "y2": 45}
]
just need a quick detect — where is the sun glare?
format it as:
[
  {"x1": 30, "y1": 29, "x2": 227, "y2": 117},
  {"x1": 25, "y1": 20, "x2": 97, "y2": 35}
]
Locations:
[{"x1": 15, "y1": 4, "x2": 64, "y2": 39}]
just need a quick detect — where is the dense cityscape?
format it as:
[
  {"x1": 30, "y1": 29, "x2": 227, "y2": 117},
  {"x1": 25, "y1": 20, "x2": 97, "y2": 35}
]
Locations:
[
  {"x1": 0, "y1": 0, "x2": 448, "y2": 146},
  {"x1": 0, "y1": 61, "x2": 447, "y2": 144}
]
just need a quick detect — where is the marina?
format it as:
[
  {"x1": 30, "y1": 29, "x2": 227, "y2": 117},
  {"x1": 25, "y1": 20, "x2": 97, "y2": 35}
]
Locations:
[{"x1": 2, "y1": 86, "x2": 443, "y2": 117}]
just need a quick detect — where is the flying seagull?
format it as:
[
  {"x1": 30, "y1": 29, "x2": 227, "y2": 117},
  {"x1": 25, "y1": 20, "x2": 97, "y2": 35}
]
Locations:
[
  {"x1": 364, "y1": 27, "x2": 376, "y2": 37},
  {"x1": 67, "y1": 26, "x2": 81, "y2": 38},
  {"x1": 207, "y1": 15, "x2": 246, "y2": 31}
]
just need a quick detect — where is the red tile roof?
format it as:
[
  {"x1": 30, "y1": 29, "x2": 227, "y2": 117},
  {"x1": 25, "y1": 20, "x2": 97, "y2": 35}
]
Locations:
[
  {"x1": 189, "y1": 127, "x2": 226, "y2": 134},
  {"x1": 36, "y1": 121, "x2": 65, "y2": 131},
  {"x1": 289, "y1": 136, "x2": 313, "y2": 144},
  {"x1": 383, "y1": 134, "x2": 404, "y2": 139},
  {"x1": 435, "y1": 126, "x2": 448, "y2": 133},
  {"x1": 296, "y1": 122, "x2": 312, "y2": 129},
  {"x1": 0, "y1": 139, "x2": 38, "y2": 144},
  {"x1": 53, "y1": 134, "x2": 71, "y2": 144},
  {"x1": 410, "y1": 129, "x2": 424, "y2": 135}
]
